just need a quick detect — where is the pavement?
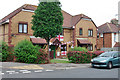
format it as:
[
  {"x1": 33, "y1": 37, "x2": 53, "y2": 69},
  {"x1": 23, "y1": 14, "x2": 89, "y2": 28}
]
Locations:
[
  {"x1": 1, "y1": 62, "x2": 91, "y2": 70},
  {"x1": 0, "y1": 60, "x2": 119, "y2": 78},
  {"x1": 0, "y1": 61, "x2": 91, "y2": 78}
]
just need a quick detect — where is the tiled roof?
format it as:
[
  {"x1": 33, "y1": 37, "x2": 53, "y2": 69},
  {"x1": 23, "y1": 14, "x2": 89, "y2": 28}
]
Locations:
[
  {"x1": 0, "y1": 4, "x2": 92, "y2": 28},
  {"x1": 98, "y1": 23, "x2": 118, "y2": 33},
  {"x1": 117, "y1": 25, "x2": 120, "y2": 30},
  {"x1": 50, "y1": 38, "x2": 61, "y2": 44},
  {"x1": 31, "y1": 37, "x2": 61, "y2": 45},
  {"x1": 114, "y1": 42, "x2": 120, "y2": 47},
  {"x1": 72, "y1": 14, "x2": 91, "y2": 26},
  {"x1": 50, "y1": 38, "x2": 56, "y2": 43},
  {"x1": 30, "y1": 38, "x2": 47, "y2": 44},
  {"x1": 0, "y1": 4, "x2": 37, "y2": 24},
  {"x1": 77, "y1": 39, "x2": 91, "y2": 44},
  {"x1": 61, "y1": 10, "x2": 72, "y2": 27},
  {"x1": 23, "y1": 4, "x2": 37, "y2": 10}
]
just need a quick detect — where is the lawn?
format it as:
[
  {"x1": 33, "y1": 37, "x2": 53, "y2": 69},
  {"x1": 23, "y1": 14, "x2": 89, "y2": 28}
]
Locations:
[{"x1": 50, "y1": 59, "x2": 70, "y2": 63}]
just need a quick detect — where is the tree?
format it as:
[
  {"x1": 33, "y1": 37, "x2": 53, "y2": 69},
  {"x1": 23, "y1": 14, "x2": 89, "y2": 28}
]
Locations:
[
  {"x1": 111, "y1": 18, "x2": 118, "y2": 26},
  {"x1": 32, "y1": 0, "x2": 63, "y2": 60}
]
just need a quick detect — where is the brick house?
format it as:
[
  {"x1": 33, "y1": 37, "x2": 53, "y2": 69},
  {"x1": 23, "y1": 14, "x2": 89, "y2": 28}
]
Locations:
[
  {"x1": 97, "y1": 22, "x2": 120, "y2": 50},
  {"x1": 0, "y1": 4, "x2": 97, "y2": 58}
]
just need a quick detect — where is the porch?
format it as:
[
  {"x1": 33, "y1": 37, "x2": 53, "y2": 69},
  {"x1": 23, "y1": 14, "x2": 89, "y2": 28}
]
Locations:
[{"x1": 77, "y1": 39, "x2": 93, "y2": 51}]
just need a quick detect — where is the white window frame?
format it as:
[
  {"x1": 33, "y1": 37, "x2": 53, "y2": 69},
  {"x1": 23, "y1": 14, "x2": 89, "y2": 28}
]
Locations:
[
  {"x1": 100, "y1": 33, "x2": 103, "y2": 37},
  {"x1": 18, "y1": 23, "x2": 28, "y2": 33}
]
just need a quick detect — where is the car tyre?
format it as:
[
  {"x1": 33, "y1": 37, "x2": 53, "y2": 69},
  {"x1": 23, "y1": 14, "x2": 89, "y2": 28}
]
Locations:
[{"x1": 107, "y1": 62, "x2": 112, "y2": 69}]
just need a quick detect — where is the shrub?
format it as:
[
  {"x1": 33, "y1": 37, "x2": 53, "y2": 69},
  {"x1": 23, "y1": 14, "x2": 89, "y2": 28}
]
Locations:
[
  {"x1": 14, "y1": 40, "x2": 49, "y2": 64},
  {"x1": 36, "y1": 49, "x2": 49, "y2": 64},
  {"x1": 67, "y1": 51, "x2": 100, "y2": 63},
  {"x1": 70, "y1": 47, "x2": 88, "y2": 52},
  {"x1": 93, "y1": 51, "x2": 104, "y2": 55},
  {"x1": 14, "y1": 40, "x2": 36, "y2": 63},
  {"x1": 27, "y1": 55, "x2": 37, "y2": 63},
  {"x1": 7, "y1": 47, "x2": 14, "y2": 61},
  {"x1": 0, "y1": 42, "x2": 9, "y2": 61}
]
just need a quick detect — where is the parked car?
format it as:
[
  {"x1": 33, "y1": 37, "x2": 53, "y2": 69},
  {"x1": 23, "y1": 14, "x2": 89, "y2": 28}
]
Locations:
[{"x1": 91, "y1": 51, "x2": 120, "y2": 69}]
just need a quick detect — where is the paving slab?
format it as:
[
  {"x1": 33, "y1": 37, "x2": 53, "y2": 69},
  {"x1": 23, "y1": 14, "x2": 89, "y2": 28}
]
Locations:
[{"x1": 1, "y1": 62, "x2": 91, "y2": 70}]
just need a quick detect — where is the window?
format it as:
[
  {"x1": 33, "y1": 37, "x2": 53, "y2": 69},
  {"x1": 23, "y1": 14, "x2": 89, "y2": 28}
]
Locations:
[
  {"x1": 100, "y1": 33, "x2": 103, "y2": 37},
  {"x1": 18, "y1": 23, "x2": 28, "y2": 33},
  {"x1": 113, "y1": 53, "x2": 119, "y2": 58},
  {"x1": 97, "y1": 33, "x2": 99, "y2": 38},
  {"x1": 88, "y1": 29, "x2": 93, "y2": 37},
  {"x1": 79, "y1": 28, "x2": 82, "y2": 35},
  {"x1": 118, "y1": 53, "x2": 120, "y2": 57},
  {"x1": 114, "y1": 33, "x2": 116, "y2": 42},
  {"x1": 88, "y1": 45, "x2": 93, "y2": 51}
]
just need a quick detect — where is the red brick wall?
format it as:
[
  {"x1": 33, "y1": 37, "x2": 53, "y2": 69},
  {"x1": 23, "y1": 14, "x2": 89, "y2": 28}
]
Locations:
[
  {"x1": 97, "y1": 33, "x2": 112, "y2": 50},
  {"x1": 97, "y1": 36, "x2": 103, "y2": 50},
  {"x1": 104, "y1": 33, "x2": 112, "y2": 48}
]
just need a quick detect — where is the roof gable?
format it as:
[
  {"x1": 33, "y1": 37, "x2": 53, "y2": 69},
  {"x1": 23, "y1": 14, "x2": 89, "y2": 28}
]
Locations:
[
  {"x1": 0, "y1": 4, "x2": 37, "y2": 24},
  {"x1": 0, "y1": 4, "x2": 94, "y2": 28},
  {"x1": 98, "y1": 23, "x2": 118, "y2": 33},
  {"x1": 72, "y1": 14, "x2": 91, "y2": 26}
]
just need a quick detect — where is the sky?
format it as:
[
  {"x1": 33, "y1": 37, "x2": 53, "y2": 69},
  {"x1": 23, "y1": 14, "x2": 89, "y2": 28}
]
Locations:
[{"x1": 0, "y1": 0, "x2": 120, "y2": 26}]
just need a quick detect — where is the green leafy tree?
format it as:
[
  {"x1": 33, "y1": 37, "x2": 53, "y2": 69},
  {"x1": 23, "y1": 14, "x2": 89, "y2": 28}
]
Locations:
[
  {"x1": 32, "y1": 0, "x2": 63, "y2": 60},
  {"x1": 111, "y1": 18, "x2": 118, "y2": 26}
]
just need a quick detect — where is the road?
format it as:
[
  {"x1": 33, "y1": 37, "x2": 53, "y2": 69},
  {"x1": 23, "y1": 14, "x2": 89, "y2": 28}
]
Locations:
[{"x1": 1, "y1": 62, "x2": 119, "y2": 78}]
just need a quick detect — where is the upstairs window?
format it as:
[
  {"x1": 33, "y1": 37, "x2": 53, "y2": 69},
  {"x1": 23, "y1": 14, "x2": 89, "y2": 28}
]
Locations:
[
  {"x1": 100, "y1": 33, "x2": 103, "y2": 37},
  {"x1": 97, "y1": 33, "x2": 99, "y2": 38},
  {"x1": 88, "y1": 29, "x2": 93, "y2": 37},
  {"x1": 18, "y1": 23, "x2": 28, "y2": 33},
  {"x1": 79, "y1": 28, "x2": 82, "y2": 35}
]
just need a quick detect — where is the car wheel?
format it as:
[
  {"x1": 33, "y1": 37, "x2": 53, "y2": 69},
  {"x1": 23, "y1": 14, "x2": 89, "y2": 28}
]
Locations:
[{"x1": 107, "y1": 62, "x2": 112, "y2": 69}]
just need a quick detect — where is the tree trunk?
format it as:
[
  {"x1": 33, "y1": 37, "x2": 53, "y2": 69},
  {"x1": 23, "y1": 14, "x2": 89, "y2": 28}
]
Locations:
[{"x1": 47, "y1": 39, "x2": 50, "y2": 61}]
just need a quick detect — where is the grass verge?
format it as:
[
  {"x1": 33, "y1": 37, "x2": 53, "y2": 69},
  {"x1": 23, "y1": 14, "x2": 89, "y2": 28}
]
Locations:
[{"x1": 50, "y1": 59, "x2": 70, "y2": 63}]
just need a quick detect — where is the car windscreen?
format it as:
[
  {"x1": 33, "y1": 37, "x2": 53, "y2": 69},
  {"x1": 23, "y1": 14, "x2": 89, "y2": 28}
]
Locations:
[{"x1": 99, "y1": 52, "x2": 114, "y2": 57}]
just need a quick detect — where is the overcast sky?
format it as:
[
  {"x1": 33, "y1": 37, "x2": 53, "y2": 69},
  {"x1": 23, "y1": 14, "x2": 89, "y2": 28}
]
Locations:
[{"x1": 0, "y1": 0, "x2": 119, "y2": 26}]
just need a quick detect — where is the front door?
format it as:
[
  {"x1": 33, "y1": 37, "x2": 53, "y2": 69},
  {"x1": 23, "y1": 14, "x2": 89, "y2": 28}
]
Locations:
[{"x1": 50, "y1": 45, "x2": 56, "y2": 58}]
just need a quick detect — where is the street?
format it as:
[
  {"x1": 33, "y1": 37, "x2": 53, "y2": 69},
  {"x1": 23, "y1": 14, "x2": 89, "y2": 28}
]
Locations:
[{"x1": 0, "y1": 62, "x2": 119, "y2": 78}]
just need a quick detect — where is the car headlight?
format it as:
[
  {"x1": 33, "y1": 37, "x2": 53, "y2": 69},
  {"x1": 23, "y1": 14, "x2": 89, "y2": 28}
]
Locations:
[
  {"x1": 91, "y1": 59, "x2": 93, "y2": 62},
  {"x1": 100, "y1": 60, "x2": 107, "y2": 62}
]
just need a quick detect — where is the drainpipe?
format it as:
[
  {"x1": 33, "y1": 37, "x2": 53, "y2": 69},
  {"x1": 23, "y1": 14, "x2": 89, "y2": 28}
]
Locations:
[{"x1": 103, "y1": 32, "x2": 104, "y2": 48}]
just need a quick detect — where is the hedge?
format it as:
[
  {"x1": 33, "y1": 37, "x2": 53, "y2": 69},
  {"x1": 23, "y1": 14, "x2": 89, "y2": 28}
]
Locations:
[
  {"x1": 14, "y1": 40, "x2": 49, "y2": 64},
  {"x1": 70, "y1": 47, "x2": 88, "y2": 52},
  {"x1": 36, "y1": 49, "x2": 49, "y2": 64},
  {"x1": 0, "y1": 42, "x2": 9, "y2": 61},
  {"x1": 67, "y1": 51, "x2": 104, "y2": 63}
]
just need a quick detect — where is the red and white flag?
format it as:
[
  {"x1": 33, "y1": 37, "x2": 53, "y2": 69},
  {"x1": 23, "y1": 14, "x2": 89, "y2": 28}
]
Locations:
[
  {"x1": 61, "y1": 51, "x2": 67, "y2": 55},
  {"x1": 57, "y1": 35, "x2": 63, "y2": 41}
]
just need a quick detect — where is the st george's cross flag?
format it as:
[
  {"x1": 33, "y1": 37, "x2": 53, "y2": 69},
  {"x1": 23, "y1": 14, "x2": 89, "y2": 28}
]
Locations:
[
  {"x1": 57, "y1": 35, "x2": 63, "y2": 41},
  {"x1": 61, "y1": 51, "x2": 67, "y2": 55}
]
